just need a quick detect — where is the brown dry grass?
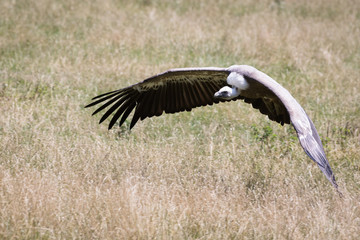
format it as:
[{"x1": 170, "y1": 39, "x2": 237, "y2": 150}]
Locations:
[{"x1": 1, "y1": 0, "x2": 360, "y2": 239}]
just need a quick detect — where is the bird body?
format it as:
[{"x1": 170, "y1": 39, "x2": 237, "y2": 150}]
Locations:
[{"x1": 86, "y1": 65, "x2": 339, "y2": 191}]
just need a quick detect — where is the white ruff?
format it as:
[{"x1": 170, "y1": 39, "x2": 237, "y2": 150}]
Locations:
[{"x1": 227, "y1": 72, "x2": 249, "y2": 90}]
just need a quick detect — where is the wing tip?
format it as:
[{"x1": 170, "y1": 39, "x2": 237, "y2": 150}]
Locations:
[{"x1": 84, "y1": 102, "x2": 96, "y2": 108}]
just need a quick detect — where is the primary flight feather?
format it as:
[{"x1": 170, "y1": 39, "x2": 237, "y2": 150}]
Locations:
[{"x1": 86, "y1": 65, "x2": 339, "y2": 191}]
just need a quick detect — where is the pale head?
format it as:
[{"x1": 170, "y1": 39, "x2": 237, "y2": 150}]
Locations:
[
  {"x1": 214, "y1": 71, "x2": 249, "y2": 100},
  {"x1": 214, "y1": 86, "x2": 238, "y2": 100}
]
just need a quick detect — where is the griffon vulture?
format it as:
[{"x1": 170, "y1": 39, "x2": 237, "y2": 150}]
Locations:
[{"x1": 85, "y1": 65, "x2": 339, "y2": 191}]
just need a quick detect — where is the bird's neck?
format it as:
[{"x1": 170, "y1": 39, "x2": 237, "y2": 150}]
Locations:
[{"x1": 230, "y1": 86, "x2": 241, "y2": 98}]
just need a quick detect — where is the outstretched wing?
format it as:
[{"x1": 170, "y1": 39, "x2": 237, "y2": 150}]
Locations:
[
  {"x1": 85, "y1": 67, "x2": 232, "y2": 129},
  {"x1": 234, "y1": 65, "x2": 339, "y2": 190},
  {"x1": 86, "y1": 66, "x2": 294, "y2": 129}
]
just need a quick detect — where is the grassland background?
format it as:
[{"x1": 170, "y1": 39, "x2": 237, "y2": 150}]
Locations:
[{"x1": 0, "y1": 0, "x2": 359, "y2": 239}]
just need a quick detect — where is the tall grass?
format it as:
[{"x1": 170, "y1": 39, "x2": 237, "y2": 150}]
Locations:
[{"x1": 1, "y1": 0, "x2": 359, "y2": 239}]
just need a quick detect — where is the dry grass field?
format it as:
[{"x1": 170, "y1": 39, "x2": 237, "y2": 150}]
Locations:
[{"x1": 1, "y1": 0, "x2": 360, "y2": 239}]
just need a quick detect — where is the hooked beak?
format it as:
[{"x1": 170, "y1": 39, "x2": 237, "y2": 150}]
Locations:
[
  {"x1": 214, "y1": 91, "x2": 222, "y2": 98},
  {"x1": 214, "y1": 86, "x2": 232, "y2": 100}
]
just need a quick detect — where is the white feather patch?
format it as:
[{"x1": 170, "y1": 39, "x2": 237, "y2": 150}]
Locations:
[{"x1": 227, "y1": 72, "x2": 249, "y2": 90}]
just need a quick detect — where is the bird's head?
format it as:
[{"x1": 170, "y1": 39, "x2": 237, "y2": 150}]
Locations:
[{"x1": 214, "y1": 86, "x2": 238, "y2": 100}]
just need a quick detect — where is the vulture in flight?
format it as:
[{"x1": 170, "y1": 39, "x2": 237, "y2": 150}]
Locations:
[{"x1": 86, "y1": 65, "x2": 339, "y2": 191}]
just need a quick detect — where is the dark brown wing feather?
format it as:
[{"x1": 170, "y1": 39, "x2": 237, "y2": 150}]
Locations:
[
  {"x1": 85, "y1": 68, "x2": 230, "y2": 129},
  {"x1": 240, "y1": 76, "x2": 291, "y2": 125}
]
